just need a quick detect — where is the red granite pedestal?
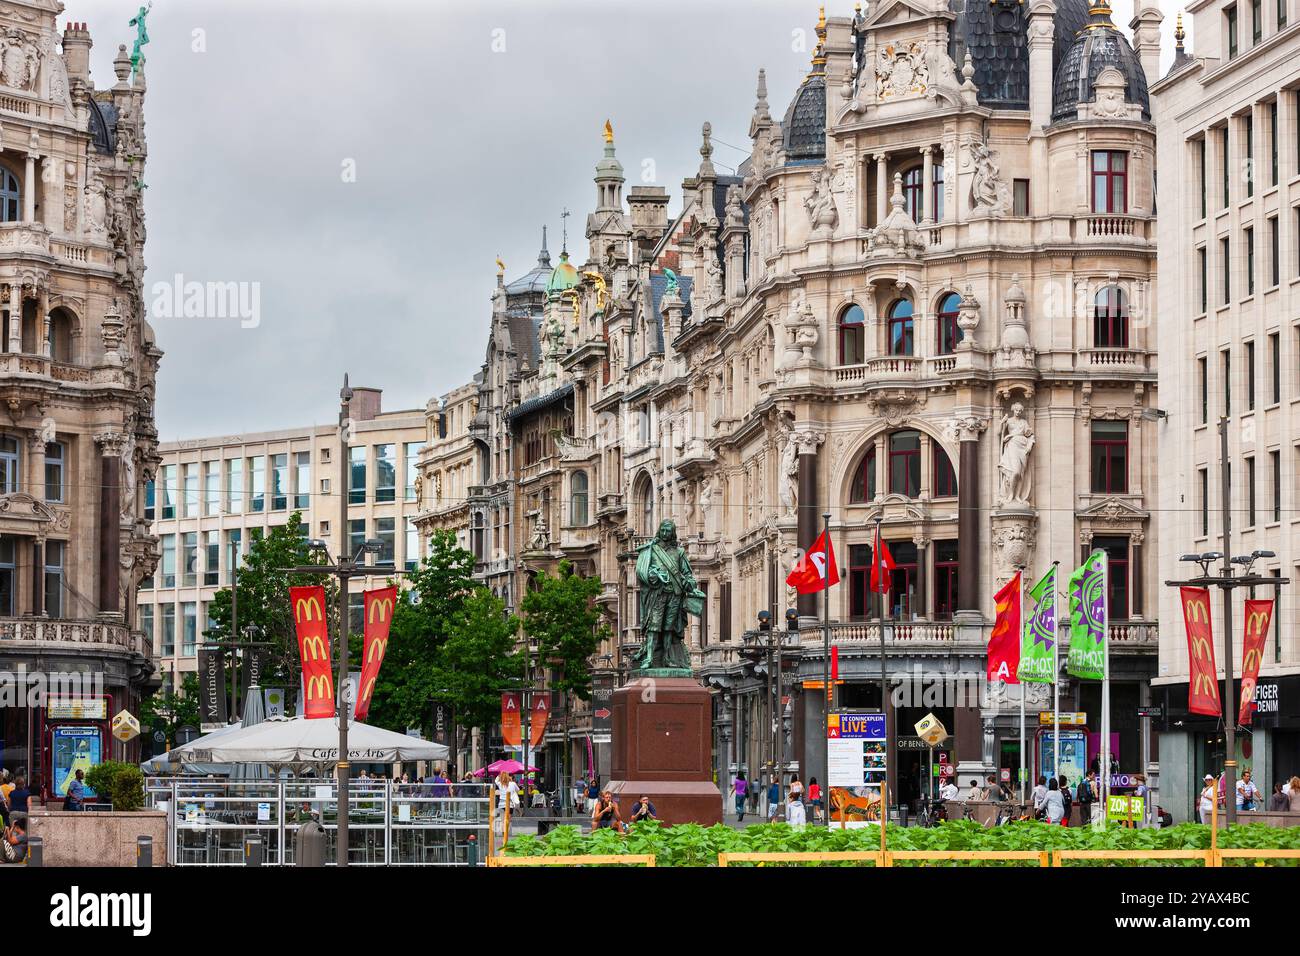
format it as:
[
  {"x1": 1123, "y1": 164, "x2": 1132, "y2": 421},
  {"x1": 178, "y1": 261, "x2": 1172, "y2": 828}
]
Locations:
[{"x1": 605, "y1": 676, "x2": 722, "y2": 826}]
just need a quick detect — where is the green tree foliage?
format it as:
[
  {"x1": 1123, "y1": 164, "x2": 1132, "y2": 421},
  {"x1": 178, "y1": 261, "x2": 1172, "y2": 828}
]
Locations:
[
  {"x1": 204, "y1": 512, "x2": 335, "y2": 688},
  {"x1": 520, "y1": 560, "x2": 609, "y2": 701},
  {"x1": 436, "y1": 588, "x2": 526, "y2": 732},
  {"x1": 140, "y1": 672, "x2": 201, "y2": 747}
]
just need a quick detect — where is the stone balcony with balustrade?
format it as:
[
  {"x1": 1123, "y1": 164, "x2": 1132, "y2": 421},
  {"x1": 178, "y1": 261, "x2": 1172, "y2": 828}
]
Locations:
[{"x1": 0, "y1": 617, "x2": 149, "y2": 657}]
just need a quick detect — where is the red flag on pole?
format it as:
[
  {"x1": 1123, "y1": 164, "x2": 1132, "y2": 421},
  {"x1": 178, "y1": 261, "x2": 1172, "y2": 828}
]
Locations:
[
  {"x1": 869, "y1": 523, "x2": 896, "y2": 594},
  {"x1": 1239, "y1": 599, "x2": 1274, "y2": 725},
  {"x1": 786, "y1": 529, "x2": 840, "y2": 594},
  {"x1": 290, "y1": 585, "x2": 335, "y2": 719},
  {"x1": 1179, "y1": 587, "x2": 1221, "y2": 717},
  {"x1": 529, "y1": 692, "x2": 552, "y2": 748},
  {"x1": 988, "y1": 572, "x2": 1022, "y2": 684},
  {"x1": 356, "y1": 586, "x2": 396, "y2": 720}
]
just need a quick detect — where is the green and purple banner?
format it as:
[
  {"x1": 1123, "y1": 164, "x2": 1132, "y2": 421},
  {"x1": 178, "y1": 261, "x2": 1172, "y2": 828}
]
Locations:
[
  {"x1": 1017, "y1": 567, "x2": 1057, "y2": 684},
  {"x1": 1067, "y1": 551, "x2": 1107, "y2": 680}
]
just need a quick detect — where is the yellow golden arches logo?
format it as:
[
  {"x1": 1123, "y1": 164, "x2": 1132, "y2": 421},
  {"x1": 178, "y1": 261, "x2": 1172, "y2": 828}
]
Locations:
[
  {"x1": 1190, "y1": 634, "x2": 1214, "y2": 662},
  {"x1": 301, "y1": 635, "x2": 328, "y2": 662},
  {"x1": 306, "y1": 674, "x2": 333, "y2": 701},
  {"x1": 1246, "y1": 610, "x2": 1271, "y2": 638},
  {"x1": 366, "y1": 637, "x2": 388, "y2": 665},
  {"x1": 360, "y1": 675, "x2": 376, "y2": 704},
  {"x1": 1244, "y1": 647, "x2": 1262, "y2": 673},
  {"x1": 367, "y1": 597, "x2": 393, "y2": 624},
  {"x1": 1193, "y1": 672, "x2": 1218, "y2": 696},
  {"x1": 1185, "y1": 598, "x2": 1210, "y2": 624},
  {"x1": 295, "y1": 596, "x2": 324, "y2": 622}
]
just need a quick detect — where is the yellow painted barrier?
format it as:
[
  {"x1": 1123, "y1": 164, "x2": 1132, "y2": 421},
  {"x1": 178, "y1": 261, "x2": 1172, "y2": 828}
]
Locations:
[
  {"x1": 489, "y1": 853, "x2": 656, "y2": 867},
  {"x1": 1052, "y1": 849, "x2": 1212, "y2": 867},
  {"x1": 886, "y1": 850, "x2": 1050, "y2": 867},
  {"x1": 718, "y1": 851, "x2": 883, "y2": 867},
  {"x1": 1214, "y1": 848, "x2": 1300, "y2": 866}
]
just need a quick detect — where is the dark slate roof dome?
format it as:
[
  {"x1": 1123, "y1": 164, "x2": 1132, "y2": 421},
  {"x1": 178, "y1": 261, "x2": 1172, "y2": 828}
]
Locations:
[
  {"x1": 782, "y1": 72, "x2": 827, "y2": 162},
  {"x1": 948, "y1": 0, "x2": 1090, "y2": 110},
  {"x1": 1052, "y1": 1, "x2": 1150, "y2": 122}
]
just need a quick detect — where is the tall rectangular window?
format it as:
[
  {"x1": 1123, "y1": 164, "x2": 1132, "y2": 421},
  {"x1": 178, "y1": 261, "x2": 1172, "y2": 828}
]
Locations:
[
  {"x1": 1199, "y1": 468, "x2": 1210, "y2": 536},
  {"x1": 1252, "y1": 0, "x2": 1262, "y2": 43},
  {"x1": 182, "y1": 602, "x2": 197, "y2": 657},
  {"x1": 203, "y1": 460, "x2": 219, "y2": 516},
  {"x1": 44, "y1": 540, "x2": 64, "y2": 617},
  {"x1": 294, "y1": 451, "x2": 310, "y2": 510},
  {"x1": 1090, "y1": 421, "x2": 1129, "y2": 493},
  {"x1": 224, "y1": 528, "x2": 241, "y2": 585},
  {"x1": 1271, "y1": 449, "x2": 1282, "y2": 522},
  {"x1": 204, "y1": 530, "x2": 219, "y2": 587},
  {"x1": 1271, "y1": 101, "x2": 1280, "y2": 186},
  {"x1": 1246, "y1": 115, "x2": 1255, "y2": 197},
  {"x1": 1198, "y1": 246, "x2": 1208, "y2": 313},
  {"x1": 1280, "y1": 0, "x2": 1289, "y2": 28},
  {"x1": 160, "y1": 533, "x2": 176, "y2": 589},
  {"x1": 140, "y1": 604, "x2": 155, "y2": 654},
  {"x1": 144, "y1": 479, "x2": 155, "y2": 522},
  {"x1": 1271, "y1": 216, "x2": 1281, "y2": 287},
  {"x1": 1222, "y1": 237, "x2": 1232, "y2": 304},
  {"x1": 44, "y1": 442, "x2": 64, "y2": 502},
  {"x1": 181, "y1": 531, "x2": 198, "y2": 587},
  {"x1": 1013, "y1": 179, "x2": 1030, "y2": 216},
  {"x1": 1247, "y1": 339, "x2": 1257, "y2": 409},
  {"x1": 161, "y1": 604, "x2": 175, "y2": 656},
  {"x1": 1094, "y1": 536, "x2": 1130, "y2": 619},
  {"x1": 1198, "y1": 138, "x2": 1207, "y2": 219},
  {"x1": 1247, "y1": 456, "x2": 1258, "y2": 527},
  {"x1": 405, "y1": 518, "x2": 419, "y2": 572},
  {"x1": 248, "y1": 456, "x2": 265, "y2": 513},
  {"x1": 1091, "y1": 151, "x2": 1127, "y2": 213},
  {"x1": 348, "y1": 446, "x2": 366, "y2": 505},
  {"x1": 270, "y1": 453, "x2": 288, "y2": 511},
  {"x1": 376, "y1": 516, "x2": 396, "y2": 565},
  {"x1": 1223, "y1": 128, "x2": 1231, "y2": 208},
  {"x1": 1246, "y1": 227, "x2": 1256, "y2": 296},
  {"x1": 404, "y1": 442, "x2": 424, "y2": 501},
  {"x1": 160, "y1": 463, "x2": 176, "y2": 520},
  {"x1": 1271, "y1": 332, "x2": 1282, "y2": 404},
  {"x1": 348, "y1": 519, "x2": 365, "y2": 558},
  {"x1": 182, "y1": 463, "x2": 198, "y2": 518},
  {"x1": 1224, "y1": 348, "x2": 1233, "y2": 417},
  {"x1": 1199, "y1": 356, "x2": 1209, "y2": 423},
  {"x1": 226, "y1": 458, "x2": 243, "y2": 515},
  {"x1": 1228, "y1": 5, "x2": 1240, "y2": 58},
  {"x1": 375, "y1": 444, "x2": 396, "y2": 503},
  {"x1": 933, "y1": 540, "x2": 959, "y2": 621}
]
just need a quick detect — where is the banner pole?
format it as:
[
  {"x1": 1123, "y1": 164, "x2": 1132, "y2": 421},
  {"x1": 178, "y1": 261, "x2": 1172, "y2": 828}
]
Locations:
[
  {"x1": 1053, "y1": 561, "x2": 1060, "y2": 789},
  {"x1": 875, "y1": 514, "x2": 888, "y2": 848},
  {"x1": 1101, "y1": 550, "x2": 1111, "y2": 825},
  {"x1": 1018, "y1": 570, "x2": 1025, "y2": 806},
  {"x1": 822, "y1": 511, "x2": 832, "y2": 829}
]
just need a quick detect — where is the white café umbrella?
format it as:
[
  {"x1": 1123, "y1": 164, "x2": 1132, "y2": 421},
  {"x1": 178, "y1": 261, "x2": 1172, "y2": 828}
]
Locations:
[
  {"x1": 231, "y1": 683, "x2": 270, "y2": 780},
  {"x1": 178, "y1": 714, "x2": 448, "y2": 772},
  {"x1": 140, "y1": 721, "x2": 243, "y2": 775}
]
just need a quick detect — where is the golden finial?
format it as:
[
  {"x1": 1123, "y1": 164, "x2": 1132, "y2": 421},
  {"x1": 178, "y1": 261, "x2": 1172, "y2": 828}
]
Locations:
[
  {"x1": 495, "y1": 256, "x2": 505, "y2": 277},
  {"x1": 1175, "y1": 10, "x2": 1186, "y2": 47},
  {"x1": 817, "y1": 5, "x2": 826, "y2": 31},
  {"x1": 603, "y1": 119, "x2": 614, "y2": 144}
]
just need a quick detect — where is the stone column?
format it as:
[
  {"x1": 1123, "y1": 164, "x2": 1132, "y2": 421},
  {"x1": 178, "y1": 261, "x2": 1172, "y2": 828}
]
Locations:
[
  {"x1": 7, "y1": 284, "x2": 19, "y2": 354},
  {"x1": 914, "y1": 536, "x2": 928, "y2": 619},
  {"x1": 95, "y1": 433, "x2": 124, "y2": 615},
  {"x1": 30, "y1": 538, "x2": 43, "y2": 617},
  {"x1": 920, "y1": 146, "x2": 934, "y2": 224},
  {"x1": 27, "y1": 433, "x2": 45, "y2": 501},
  {"x1": 956, "y1": 418, "x2": 986, "y2": 612},
  {"x1": 1027, "y1": 0, "x2": 1057, "y2": 131},
  {"x1": 796, "y1": 436, "x2": 820, "y2": 618},
  {"x1": 23, "y1": 153, "x2": 36, "y2": 223},
  {"x1": 875, "y1": 153, "x2": 889, "y2": 225},
  {"x1": 1130, "y1": 533, "x2": 1144, "y2": 618},
  {"x1": 39, "y1": 286, "x2": 50, "y2": 358}
]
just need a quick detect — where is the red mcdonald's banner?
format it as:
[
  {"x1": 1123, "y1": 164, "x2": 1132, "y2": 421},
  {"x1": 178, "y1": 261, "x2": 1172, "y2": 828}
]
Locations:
[
  {"x1": 529, "y1": 692, "x2": 552, "y2": 749},
  {"x1": 1239, "y1": 598, "x2": 1274, "y2": 726},
  {"x1": 290, "y1": 585, "x2": 335, "y2": 719},
  {"x1": 1179, "y1": 586, "x2": 1221, "y2": 717},
  {"x1": 356, "y1": 586, "x2": 397, "y2": 721},
  {"x1": 501, "y1": 692, "x2": 522, "y2": 747}
]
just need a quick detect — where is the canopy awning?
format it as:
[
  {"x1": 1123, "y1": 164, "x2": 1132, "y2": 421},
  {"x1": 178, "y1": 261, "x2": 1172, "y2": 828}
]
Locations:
[{"x1": 171, "y1": 715, "x2": 448, "y2": 770}]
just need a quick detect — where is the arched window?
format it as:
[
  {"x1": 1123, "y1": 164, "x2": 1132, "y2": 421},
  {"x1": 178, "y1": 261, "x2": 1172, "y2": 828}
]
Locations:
[
  {"x1": 570, "y1": 471, "x2": 589, "y2": 526},
  {"x1": 903, "y1": 166, "x2": 923, "y2": 222},
  {"x1": 849, "y1": 445, "x2": 876, "y2": 503},
  {"x1": 0, "y1": 168, "x2": 18, "y2": 223},
  {"x1": 888, "y1": 430, "x2": 921, "y2": 497},
  {"x1": 933, "y1": 443, "x2": 957, "y2": 497},
  {"x1": 888, "y1": 299, "x2": 914, "y2": 356},
  {"x1": 839, "y1": 304, "x2": 865, "y2": 365},
  {"x1": 1094, "y1": 286, "x2": 1129, "y2": 348},
  {"x1": 936, "y1": 292, "x2": 962, "y2": 355},
  {"x1": 635, "y1": 474, "x2": 655, "y2": 534}
]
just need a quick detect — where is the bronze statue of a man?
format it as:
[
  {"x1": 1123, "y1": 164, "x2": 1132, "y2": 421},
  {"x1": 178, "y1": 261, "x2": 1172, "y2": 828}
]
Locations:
[{"x1": 633, "y1": 519, "x2": 704, "y2": 672}]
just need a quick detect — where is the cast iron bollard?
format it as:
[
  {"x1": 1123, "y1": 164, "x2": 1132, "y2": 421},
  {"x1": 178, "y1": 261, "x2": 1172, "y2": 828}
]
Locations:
[
  {"x1": 137, "y1": 835, "x2": 152, "y2": 867},
  {"x1": 245, "y1": 835, "x2": 263, "y2": 866},
  {"x1": 466, "y1": 833, "x2": 477, "y2": 866},
  {"x1": 295, "y1": 819, "x2": 326, "y2": 867},
  {"x1": 27, "y1": 835, "x2": 42, "y2": 866}
]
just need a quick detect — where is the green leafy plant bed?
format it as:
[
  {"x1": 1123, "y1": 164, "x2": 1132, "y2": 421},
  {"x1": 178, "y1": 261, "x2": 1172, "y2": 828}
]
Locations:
[{"x1": 502, "y1": 821, "x2": 1300, "y2": 867}]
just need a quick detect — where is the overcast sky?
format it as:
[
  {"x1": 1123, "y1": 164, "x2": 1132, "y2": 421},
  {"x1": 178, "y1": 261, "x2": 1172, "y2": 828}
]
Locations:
[{"x1": 70, "y1": 0, "x2": 1189, "y2": 439}]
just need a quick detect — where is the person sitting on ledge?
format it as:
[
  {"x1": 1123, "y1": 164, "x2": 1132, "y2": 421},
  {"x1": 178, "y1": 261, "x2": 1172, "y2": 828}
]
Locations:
[{"x1": 630, "y1": 796, "x2": 657, "y2": 824}]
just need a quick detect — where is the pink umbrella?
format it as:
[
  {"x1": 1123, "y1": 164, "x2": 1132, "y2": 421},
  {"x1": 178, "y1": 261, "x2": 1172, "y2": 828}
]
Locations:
[{"x1": 472, "y1": 759, "x2": 540, "y2": 777}]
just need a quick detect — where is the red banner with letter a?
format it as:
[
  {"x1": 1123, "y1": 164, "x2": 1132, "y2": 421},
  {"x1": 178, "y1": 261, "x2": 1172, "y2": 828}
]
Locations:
[
  {"x1": 988, "y1": 572, "x2": 1022, "y2": 685},
  {"x1": 1239, "y1": 599, "x2": 1274, "y2": 725},
  {"x1": 1179, "y1": 587, "x2": 1221, "y2": 717},
  {"x1": 529, "y1": 692, "x2": 552, "y2": 748},
  {"x1": 357, "y1": 586, "x2": 396, "y2": 721},
  {"x1": 501, "y1": 692, "x2": 522, "y2": 747},
  {"x1": 291, "y1": 585, "x2": 335, "y2": 719}
]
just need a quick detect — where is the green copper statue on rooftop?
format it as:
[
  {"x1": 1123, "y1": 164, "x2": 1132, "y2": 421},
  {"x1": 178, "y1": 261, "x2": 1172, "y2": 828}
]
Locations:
[
  {"x1": 633, "y1": 520, "x2": 705, "y2": 675},
  {"x1": 129, "y1": 2, "x2": 151, "y2": 74}
]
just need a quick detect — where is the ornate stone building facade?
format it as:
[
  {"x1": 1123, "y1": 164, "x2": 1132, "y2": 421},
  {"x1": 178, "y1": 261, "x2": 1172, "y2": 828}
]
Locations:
[
  {"x1": 0, "y1": 4, "x2": 159, "y2": 780},
  {"x1": 1153, "y1": 0, "x2": 1300, "y2": 821},
  {"x1": 456, "y1": 1, "x2": 1165, "y2": 803}
]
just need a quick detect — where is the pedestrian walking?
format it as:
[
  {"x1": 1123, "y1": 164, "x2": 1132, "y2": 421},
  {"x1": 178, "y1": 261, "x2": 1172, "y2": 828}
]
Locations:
[
  {"x1": 1030, "y1": 775, "x2": 1048, "y2": 816},
  {"x1": 1057, "y1": 774, "x2": 1072, "y2": 826},
  {"x1": 730, "y1": 771, "x2": 748, "y2": 822},
  {"x1": 1236, "y1": 770, "x2": 1260, "y2": 811},
  {"x1": 1042, "y1": 778, "x2": 1066, "y2": 825},
  {"x1": 587, "y1": 777, "x2": 600, "y2": 814},
  {"x1": 1288, "y1": 776, "x2": 1300, "y2": 811},
  {"x1": 1199, "y1": 773, "x2": 1221, "y2": 824},
  {"x1": 573, "y1": 777, "x2": 586, "y2": 812},
  {"x1": 785, "y1": 790, "x2": 806, "y2": 826},
  {"x1": 1268, "y1": 781, "x2": 1289, "y2": 811},
  {"x1": 1077, "y1": 770, "x2": 1097, "y2": 824},
  {"x1": 807, "y1": 776, "x2": 823, "y2": 822},
  {"x1": 767, "y1": 776, "x2": 780, "y2": 821},
  {"x1": 789, "y1": 775, "x2": 804, "y2": 802},
  {"x1": 65, "y1": 769, "x2": 87, "y2": 811}
]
